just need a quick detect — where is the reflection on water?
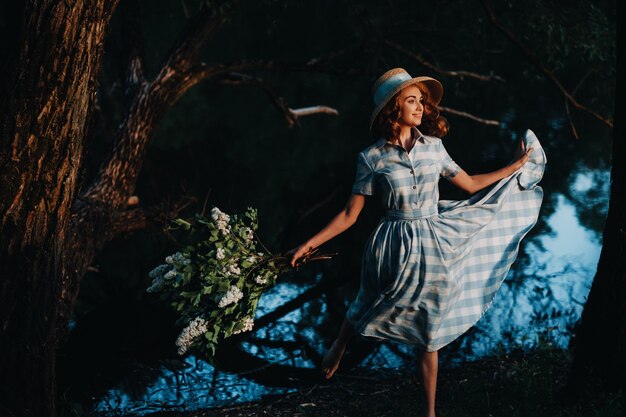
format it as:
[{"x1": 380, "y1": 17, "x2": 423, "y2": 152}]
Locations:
[
  {"x1": 89, "y1": 167, "x2": 609, "y2": 416},
  {"x1": 94, "y1": 357, "x2": 293, "y2": 415},
  {"x1": 93, "y1": 282, "x2": 319, "y2": 415}
]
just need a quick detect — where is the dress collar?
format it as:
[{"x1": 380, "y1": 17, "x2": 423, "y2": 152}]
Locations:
[{"x1": 374, "y1": 127, "x2": 432, "y2": 149}]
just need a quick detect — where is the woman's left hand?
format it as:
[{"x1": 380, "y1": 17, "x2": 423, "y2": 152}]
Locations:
[{"x1": 511, "y1": 138, "x2": 534, "y2": 170}]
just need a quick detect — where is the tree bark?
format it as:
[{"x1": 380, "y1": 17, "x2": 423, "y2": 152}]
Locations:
[
  {"x1": 0, "y1": 2, "x2": 118, "y2": 416},
  {"x1": 568, "y1": 2, "x2": 625, "y2": 393},
  {"x1": 0, "y1": 3, "x2": 230, "y2": 416}
]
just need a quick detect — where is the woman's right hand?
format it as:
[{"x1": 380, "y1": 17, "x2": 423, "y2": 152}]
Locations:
[{"x1": 286, "y1": 243, "x2": 314, "y2": 268}]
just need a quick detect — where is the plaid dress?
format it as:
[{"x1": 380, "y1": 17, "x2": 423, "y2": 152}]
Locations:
[{"x1": 346, "y1": 127, "x2": 545, "y2": 351}]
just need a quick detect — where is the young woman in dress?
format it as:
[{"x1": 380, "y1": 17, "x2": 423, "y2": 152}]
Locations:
[{"x1": 288, "y1": 68, "x2": 544, "y2": 417}]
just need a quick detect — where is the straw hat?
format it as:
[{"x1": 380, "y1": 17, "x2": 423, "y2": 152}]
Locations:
[{"x1": 369, "y1": 68, "x2": 443, "y2": 131}]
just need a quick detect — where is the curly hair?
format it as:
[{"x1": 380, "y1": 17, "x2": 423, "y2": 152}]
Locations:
[{"x1": 371, "y1": 83, "x2": 449, "y2": 142}]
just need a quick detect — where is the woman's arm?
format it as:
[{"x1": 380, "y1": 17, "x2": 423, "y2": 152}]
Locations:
[
  {"x1": 449, "y1": 139, "x2": 534, "y2": 194},
  {"x1": 288, "y1": 193, "x2": 366, "y2": 267}
]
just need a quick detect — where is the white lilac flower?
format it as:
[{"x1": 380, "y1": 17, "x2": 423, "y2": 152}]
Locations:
[
  {"x1": 218, "y1": 223, "x2": 231, "y2": 236},
  {"x1": 245, "y1": 255, "x2": 256, "y2": 264},
  {"x1": 233, "y1": 317, "x2": 254, "y2": 334},
  {"x1": 217, "y1": 285, "x2": 244, "y2": 308},
  {"x1": 216, "y1": 247, "x2": 226, "y2": 260},
  {"x1": 211, "y1": 207, "x2": 230, "y2": 223},
  {"x1": 148, "y1": 264, "x2": 169, "y2": 279},
  {"x1": 175, "y1": 316, "x2": 210, "y2": 355},
  {"x1": 257, "y1": 252, "x2": 264, "y2": 257},
  {"x1": 254, "y1": 275, "x2": 267, "y2": 285},
  {"x1": 229, "y1": 264, "x2": 241, "y2": 275},
  {"x1": 147, "y1": 266, "x2": 177, "y2": 293},
  {"x1": 221, "y1": 263, "x2": 241, "y2": 277},
  {"x1": 211, "y1": 207, "x2": 231, "y2": 236},
  {"x1": 147, "y1": 275, "x2": 167, "y2": 293},
  {"x1": 165, "y1": 252, "x2": 187, "y2": 265},
  {"x1": 244, "y1": 227, "x2": 254, "y2": 243}
]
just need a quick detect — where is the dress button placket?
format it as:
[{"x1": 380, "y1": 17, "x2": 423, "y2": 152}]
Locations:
[{"x1": 403, "y1": 149, "x2": 418, "y2": 200}]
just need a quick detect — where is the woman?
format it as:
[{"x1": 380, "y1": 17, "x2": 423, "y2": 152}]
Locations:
[{"x1": 289, "y1": 68, "x2": 545, "y2": 417}]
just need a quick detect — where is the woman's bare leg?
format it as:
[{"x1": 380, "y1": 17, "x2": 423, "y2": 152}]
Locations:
[
  {"x1": 321, "y1": 317, "x2": 354, "y2": 379},
  {"x1": 418, "y1": 350, "x2": 438, "y2": 417}
]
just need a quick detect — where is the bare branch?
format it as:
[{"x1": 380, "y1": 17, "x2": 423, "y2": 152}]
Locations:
[
  {"x1": 180, "y1": 0, "x2": 190, "y2": 18},
  {"x1": 385, "y1": 40, "x2": 506, "y2": 82},
  {"x1": 84, "y1": 5, "x2": 225, "y2": 207},
  {"x1": 565, "y1": 70, "x2": 594, "y2": 140},
  {"x1": 482, "y1": 1, "x2": 613, "y2": 129},
  {"x1": 218, "y1": 72, "x2": 299, "y2": 126},
  {"x1": 185, "y1": 47, "x2": 367, "y2": 86},
  {"x1": 105, "y1": 195, "x2": 195, "y2": 241},
  {"x1": 119, "y1": 0, "x2": 147, "y2": 91},
  {"x1": 438, "y1": 105, "x2": 500, "y2": 126},
  {"x1": 565, "y1": 100, "x2": 580, "y2": 140},
  {"x1": 218, "y1": 72, "x2": 338, "y2": 127},
  {"x1": 291, "y1": 106, "x2": 339, "y2": 117},
  {"x1": 151, "y1": 5, "x2": 225, "y2": 100}
]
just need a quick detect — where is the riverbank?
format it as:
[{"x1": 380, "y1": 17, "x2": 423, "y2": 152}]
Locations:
[{"x1": 140, "y1": 348, "x2": 623, "y2": 417}]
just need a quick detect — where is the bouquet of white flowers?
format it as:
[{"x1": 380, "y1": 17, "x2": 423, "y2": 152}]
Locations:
[{"x1": 146, "y1": 206, "x2": 332, "y2": 357}]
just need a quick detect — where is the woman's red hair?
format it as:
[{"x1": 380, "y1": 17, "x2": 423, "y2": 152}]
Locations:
[{"x1": 371, "y1": 83, "x2": 449, "y2": 142}]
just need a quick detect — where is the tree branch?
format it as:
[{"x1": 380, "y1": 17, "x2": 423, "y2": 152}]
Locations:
[
  {"x1": 217, "y1": 72, "x2": 339, "y2": 127},
  {"x1": 120, "y1": 0, "x2": 147, "y2": 92},
  {"x1": 438, "y1": 105, "x2": 500, "y2": 126},
  {"x1": 482, "y1": 1, "x2": 613, "y2": 129},
  {"x1": 104, "y1": 195, "x2": 195, "y2": 240},
  {"x1": 565, "y1": 70, "x2": 594, "y2": 140},
  {"x1": 385, "y1": 40, "x2": 506, "y2": 82},
  {"x1": 254, "y1": 282, "x2": 328, "y2": 330},
  {"x1": 184, "y1": 48, "x2": 367, "y2": 87},
  {"x1": 84, "y1": 5, "x2": 225, "y2": 207}
]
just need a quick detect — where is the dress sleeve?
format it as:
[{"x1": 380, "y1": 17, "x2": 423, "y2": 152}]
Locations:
[
  {"x1": 439, "y1": 140, "x2": 461, "y2": 180},
  {"x1": 351, "y1": 152, "x2": 375, "y2": 196}
]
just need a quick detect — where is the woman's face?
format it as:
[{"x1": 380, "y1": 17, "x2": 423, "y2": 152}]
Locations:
[{"x1": 397, "y1": 84, "x2": 425, "y2": 127}]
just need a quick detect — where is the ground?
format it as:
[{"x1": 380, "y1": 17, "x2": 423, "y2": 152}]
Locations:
[{"x1": 138, "y1": 348, "x2": 623, "y2": 417}]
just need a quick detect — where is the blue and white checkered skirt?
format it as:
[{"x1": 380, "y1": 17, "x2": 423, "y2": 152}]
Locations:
[{"x1": 346, "y1": 129, "x2": 545, "y2": 351}]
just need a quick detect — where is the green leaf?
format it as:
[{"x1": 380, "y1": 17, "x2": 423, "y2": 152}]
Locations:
[
  {"x1": 173, "y1": 218, "x2": 192, "y2": 230},
  {"x1": 192, "y1": 293, "x2": 202, "y2": 306},
  {"x1": 182, "y1": 272, "x2": 192, "y2": 286},
  {"x1": 196, "y1": 216, "x2": 210, "y2": 226},
  {"x1": 222, "y1": 321, "x2": 236, "y2": 338}
]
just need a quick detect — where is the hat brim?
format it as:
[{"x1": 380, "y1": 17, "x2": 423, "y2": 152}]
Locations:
[{"x1": 369, "y1": 77, "x2": 443, "y2": 131}]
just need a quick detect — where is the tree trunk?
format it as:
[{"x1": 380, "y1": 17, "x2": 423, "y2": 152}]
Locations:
[
  {"x1": 0, "y1": 2, "x2": 118, "y2": 416},
  {"x1": 0, "y1": 2, "x2": 228, "y2": 415},
  {"x1": 568, "y1": 3, "x2": 625, "y2": 393}
]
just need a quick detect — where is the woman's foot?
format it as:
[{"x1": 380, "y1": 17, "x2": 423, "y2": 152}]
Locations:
[{"x1": 321, "y1": 339, "x2": 346, "y2": 379}]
